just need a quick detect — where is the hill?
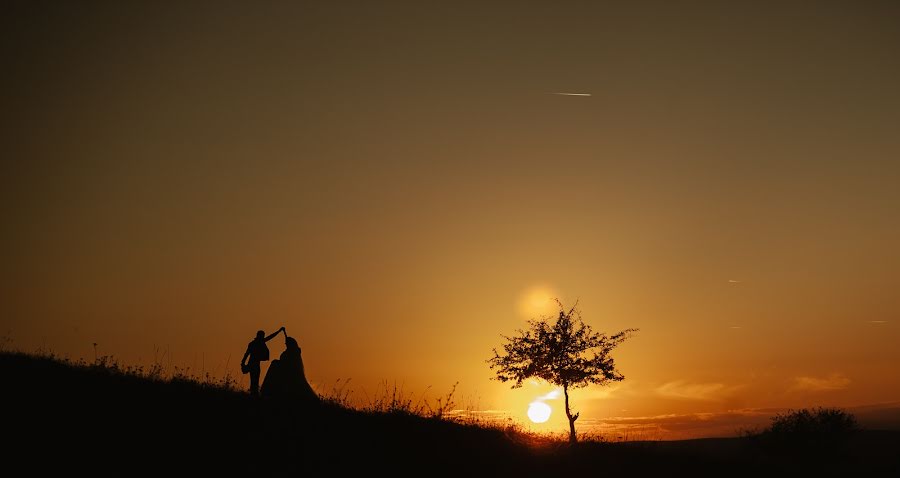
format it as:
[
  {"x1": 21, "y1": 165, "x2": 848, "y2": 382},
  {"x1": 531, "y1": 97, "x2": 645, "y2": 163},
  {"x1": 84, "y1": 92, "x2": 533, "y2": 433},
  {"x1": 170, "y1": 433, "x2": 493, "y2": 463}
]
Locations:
[{"x1": 3, "y1": 351, "x2": 898, "y2": 476}]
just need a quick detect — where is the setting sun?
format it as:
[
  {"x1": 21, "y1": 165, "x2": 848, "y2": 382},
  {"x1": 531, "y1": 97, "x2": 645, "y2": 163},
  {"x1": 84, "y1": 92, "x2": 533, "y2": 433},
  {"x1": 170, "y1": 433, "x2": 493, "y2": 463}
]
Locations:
[{"x1": 527, "y1": 401, "x2": 552, "y2": 423}]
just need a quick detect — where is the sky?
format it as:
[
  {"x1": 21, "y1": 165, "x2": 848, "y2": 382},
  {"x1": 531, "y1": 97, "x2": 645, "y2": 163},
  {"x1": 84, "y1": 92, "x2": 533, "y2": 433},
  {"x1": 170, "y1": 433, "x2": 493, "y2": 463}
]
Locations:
[{"x1": 3, "y1": 1, "x2": 900, "y2": 438}]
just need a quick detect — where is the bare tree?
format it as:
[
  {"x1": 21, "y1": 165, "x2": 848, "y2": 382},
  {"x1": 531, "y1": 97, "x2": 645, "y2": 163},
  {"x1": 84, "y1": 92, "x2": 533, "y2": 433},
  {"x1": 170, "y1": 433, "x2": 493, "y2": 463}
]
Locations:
[{"x1": 488, "y1": 300, "x2": 637, "y2": 443}]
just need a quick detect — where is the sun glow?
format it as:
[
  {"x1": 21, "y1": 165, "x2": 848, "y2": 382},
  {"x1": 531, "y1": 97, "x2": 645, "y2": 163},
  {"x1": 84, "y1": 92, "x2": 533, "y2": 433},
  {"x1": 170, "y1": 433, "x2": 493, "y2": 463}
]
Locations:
[
  {"x1": 527, "y1": 401, "x2": 552, "y2": 423},
  {"x1": 517, "y1": 285, "x2": 558, "y2": 319}
]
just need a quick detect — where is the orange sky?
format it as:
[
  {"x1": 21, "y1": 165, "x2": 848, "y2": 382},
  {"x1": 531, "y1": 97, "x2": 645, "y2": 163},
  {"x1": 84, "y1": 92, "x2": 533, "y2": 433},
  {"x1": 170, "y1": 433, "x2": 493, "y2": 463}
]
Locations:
[{"x1": 3, "y1": 1, "x2": 899, "y2": 438}]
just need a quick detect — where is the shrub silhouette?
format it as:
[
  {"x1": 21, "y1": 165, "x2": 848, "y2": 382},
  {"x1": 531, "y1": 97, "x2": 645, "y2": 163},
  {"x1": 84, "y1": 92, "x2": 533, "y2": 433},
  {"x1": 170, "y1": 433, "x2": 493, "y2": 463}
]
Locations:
[{"x1": 750, "y1": 407, "x2": 858, "y2": 458}]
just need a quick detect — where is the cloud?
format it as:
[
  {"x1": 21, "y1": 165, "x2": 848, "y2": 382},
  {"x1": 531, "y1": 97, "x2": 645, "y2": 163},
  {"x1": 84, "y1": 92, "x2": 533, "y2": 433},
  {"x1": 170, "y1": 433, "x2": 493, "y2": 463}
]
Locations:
[
  {"x1": 536, "y1": 389, "x2": 561, "y2": 401},
  {"x1": 655, "y1": 381, "x2": 744, "y2": 401},
  {"x1": 791, "y1": 373, "x2": 850, "y2": 392},
  {"x1": 579, "y1": 408, "x2": 778, "y2": 440},
  {"x1": 867, "y1": 320, "x2": 888, "y2": 324},
  {"x1": 589, "y1": 409, "x2": 776, "y2": 428},
  {"x1": 580, "y1": 382, "x2": 634, "y2": 400}
]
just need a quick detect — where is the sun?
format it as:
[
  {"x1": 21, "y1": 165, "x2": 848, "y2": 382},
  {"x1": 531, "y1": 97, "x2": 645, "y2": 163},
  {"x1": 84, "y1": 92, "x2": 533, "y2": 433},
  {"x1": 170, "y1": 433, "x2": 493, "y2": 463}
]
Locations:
[{"x1": 527, "y1": 401, "x2": 552, "y2": 423}]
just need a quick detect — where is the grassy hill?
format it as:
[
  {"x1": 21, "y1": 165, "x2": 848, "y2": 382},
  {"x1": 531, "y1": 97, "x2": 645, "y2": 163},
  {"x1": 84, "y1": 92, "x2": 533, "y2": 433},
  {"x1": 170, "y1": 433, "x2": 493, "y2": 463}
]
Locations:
[{"x1": 3, "y1": 351, "x2": 898, "y2": 476}]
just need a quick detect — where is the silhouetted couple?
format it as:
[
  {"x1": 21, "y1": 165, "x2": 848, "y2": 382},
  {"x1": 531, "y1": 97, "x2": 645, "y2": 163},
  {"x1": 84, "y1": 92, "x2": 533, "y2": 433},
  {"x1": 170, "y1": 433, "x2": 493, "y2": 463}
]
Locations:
[{"x1": 241, "y1": 327, "x2": 318, "y2": 404}]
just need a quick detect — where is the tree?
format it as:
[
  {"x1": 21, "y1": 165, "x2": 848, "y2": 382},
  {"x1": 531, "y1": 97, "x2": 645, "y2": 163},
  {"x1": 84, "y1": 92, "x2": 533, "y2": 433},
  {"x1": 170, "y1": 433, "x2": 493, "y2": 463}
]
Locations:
[{"x1": 487, "y1": 300, "x2": 637, "y2": 443}]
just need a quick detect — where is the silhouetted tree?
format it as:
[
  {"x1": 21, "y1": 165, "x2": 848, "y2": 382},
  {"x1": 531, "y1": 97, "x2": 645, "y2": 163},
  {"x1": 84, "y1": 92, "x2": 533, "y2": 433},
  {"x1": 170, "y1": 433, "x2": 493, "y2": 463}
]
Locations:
[{"x1": 488, "y1": 300, "x2": 636, "y2": 443}]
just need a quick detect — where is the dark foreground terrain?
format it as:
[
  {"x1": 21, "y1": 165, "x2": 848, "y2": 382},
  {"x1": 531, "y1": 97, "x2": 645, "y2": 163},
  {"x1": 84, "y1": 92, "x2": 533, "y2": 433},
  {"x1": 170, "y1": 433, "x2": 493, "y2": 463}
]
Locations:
[{"x1": 3, "y1": 352, "x2": 898, "y2": 476}]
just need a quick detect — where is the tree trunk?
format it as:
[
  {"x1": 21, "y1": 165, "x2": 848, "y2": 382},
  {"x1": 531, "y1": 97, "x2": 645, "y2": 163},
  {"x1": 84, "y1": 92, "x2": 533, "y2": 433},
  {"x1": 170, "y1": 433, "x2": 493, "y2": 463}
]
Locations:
[{"x1": 563, "y1": 385, "x2": 578, "y2": 443}]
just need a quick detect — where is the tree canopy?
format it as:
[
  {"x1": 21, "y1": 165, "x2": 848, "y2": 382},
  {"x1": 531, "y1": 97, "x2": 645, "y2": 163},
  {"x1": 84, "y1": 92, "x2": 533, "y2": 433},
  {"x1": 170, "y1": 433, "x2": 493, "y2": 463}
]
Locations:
[{"x1": 488, "y1": 300, "x2": 637, "y2": 442}]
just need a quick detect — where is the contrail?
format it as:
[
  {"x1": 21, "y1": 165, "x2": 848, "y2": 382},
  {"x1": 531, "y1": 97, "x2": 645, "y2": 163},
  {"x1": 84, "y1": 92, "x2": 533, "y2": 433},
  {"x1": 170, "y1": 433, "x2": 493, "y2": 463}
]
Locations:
[{"x1": 551, "y1": 92, "x2": 592, "y2": 96}]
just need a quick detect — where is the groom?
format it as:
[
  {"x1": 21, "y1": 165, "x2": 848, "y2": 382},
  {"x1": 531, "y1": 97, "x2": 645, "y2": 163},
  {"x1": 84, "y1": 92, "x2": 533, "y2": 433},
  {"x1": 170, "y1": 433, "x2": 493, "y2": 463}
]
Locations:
[{"x1": 241, "y1": 327, "x2": 285, "y2": 396}]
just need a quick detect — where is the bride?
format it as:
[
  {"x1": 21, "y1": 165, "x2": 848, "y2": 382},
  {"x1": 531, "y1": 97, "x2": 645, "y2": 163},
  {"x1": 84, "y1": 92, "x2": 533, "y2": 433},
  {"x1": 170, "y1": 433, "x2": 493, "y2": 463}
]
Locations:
[{"x1": 261, "y1": 331, "x2": 319, "y2": 403}]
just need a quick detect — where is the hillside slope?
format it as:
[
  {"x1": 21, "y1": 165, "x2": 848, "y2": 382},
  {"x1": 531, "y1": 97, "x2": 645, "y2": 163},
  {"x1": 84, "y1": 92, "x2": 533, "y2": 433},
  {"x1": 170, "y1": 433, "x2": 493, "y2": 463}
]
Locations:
[{"x1": 3, "y1": 352, "x2": 898, "y2": 476}]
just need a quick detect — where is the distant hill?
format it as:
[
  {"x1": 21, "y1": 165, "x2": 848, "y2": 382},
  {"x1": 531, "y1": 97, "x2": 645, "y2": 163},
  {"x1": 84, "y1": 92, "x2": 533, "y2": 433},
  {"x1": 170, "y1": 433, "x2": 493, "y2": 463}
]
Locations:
[
  {"x1": 852, "y1": 402, "x2": 900, "y2": 431},
  {"x1": 3, "y1": 351, "x2": 898, "y2": 476}
]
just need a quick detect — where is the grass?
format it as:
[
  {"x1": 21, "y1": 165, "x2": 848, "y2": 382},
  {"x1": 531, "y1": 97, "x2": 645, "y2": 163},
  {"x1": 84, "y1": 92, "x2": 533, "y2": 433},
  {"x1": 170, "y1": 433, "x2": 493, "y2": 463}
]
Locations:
[
  {"x1": 319, "y1": 378, "x2": 459, "y2": 419},
  {"x1": 2, "y1": 349, "x2": 898, "y2": 476}
]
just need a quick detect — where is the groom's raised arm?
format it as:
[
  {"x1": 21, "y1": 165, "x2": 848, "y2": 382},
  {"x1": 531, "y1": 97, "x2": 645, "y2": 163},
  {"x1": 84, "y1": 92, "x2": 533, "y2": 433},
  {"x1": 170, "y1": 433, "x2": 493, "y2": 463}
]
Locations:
[{"x1": 264, "y1": 327, "x2": 284, "y2": 342}]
